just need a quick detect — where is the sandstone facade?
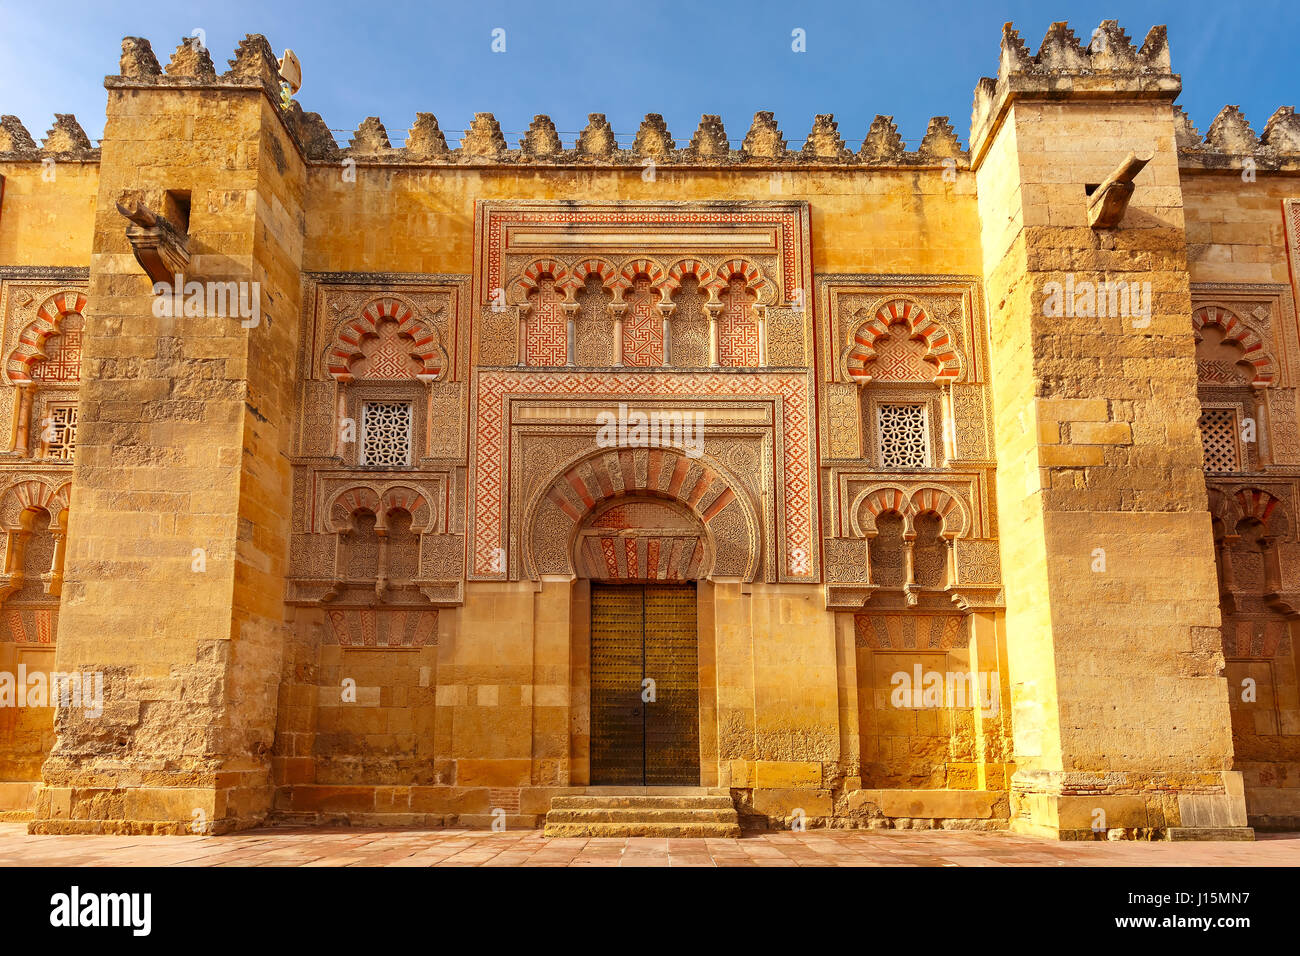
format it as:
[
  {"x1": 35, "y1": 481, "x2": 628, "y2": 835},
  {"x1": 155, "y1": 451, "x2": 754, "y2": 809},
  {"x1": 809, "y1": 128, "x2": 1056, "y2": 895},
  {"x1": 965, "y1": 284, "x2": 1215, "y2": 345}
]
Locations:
[{"x1": 0, "y1": 21, "x2": 1295, "y2": 838}]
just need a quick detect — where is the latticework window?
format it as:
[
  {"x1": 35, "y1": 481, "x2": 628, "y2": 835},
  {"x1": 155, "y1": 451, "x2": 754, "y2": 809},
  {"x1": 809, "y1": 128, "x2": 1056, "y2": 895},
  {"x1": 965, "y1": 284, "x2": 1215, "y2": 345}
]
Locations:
[
  {"x1": 877, "y1": 403, "x2": 930, "y2": 468},
  {"x1": 42, "y1": 405, "x2": 77, "y2": 461},
  {"x1": 360, "y1": 401, "x2": 413, "y2": 466},
  {"x1": 1199, "y1": 406, "x2": 1240, "y2": 473}
]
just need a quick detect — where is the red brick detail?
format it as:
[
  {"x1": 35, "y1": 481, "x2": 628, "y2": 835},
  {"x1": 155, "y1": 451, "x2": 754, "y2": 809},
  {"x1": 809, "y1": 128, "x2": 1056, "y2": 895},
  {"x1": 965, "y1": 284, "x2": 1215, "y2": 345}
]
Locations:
[
  {"x1": 1193, "y1": 305, "x2": 1274, "y2": 385},
  {"x1": 845, "y1": 298, "x2": 961, "y2": 384}
]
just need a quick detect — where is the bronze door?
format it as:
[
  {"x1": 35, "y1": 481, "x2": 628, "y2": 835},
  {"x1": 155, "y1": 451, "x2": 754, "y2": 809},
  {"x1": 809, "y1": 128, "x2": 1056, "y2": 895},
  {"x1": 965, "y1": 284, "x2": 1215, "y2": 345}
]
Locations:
[{"x1": 590, "y1": 583, "x2": 700, "y2": 786}]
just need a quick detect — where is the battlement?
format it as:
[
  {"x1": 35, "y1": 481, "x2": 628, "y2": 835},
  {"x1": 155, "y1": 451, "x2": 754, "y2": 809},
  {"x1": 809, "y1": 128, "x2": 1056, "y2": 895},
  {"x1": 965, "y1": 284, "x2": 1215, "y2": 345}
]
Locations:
[
  {"x1": 3, "y1": 34, "x2": 972, "y2": 170},
  {"x1": 970, "y1": 20, "x2": 1181, "y2": 163},
  {"x1": 1, "y1": 28, "x2": 1295, "y2": 175},
  {"x1": 0, "y1": 114, "x2": 97, "y2": 161},
  {"x1": 1176, "y1": 104, "x2": 1300, "y2": 172}
]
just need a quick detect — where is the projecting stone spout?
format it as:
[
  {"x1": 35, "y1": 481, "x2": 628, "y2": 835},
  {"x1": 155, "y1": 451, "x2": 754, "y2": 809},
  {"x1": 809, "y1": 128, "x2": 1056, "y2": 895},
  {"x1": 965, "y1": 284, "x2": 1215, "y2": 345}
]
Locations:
[{"x1": 1086, "y1": 149, "x2": 1154, "y2": 228}]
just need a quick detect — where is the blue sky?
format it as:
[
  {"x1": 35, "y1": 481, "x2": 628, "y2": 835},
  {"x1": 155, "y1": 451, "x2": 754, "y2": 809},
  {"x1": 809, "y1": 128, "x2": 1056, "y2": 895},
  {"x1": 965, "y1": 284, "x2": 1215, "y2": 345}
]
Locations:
[{"x1": 1, "y1": 0, "x2": 1295, "y2": 149}]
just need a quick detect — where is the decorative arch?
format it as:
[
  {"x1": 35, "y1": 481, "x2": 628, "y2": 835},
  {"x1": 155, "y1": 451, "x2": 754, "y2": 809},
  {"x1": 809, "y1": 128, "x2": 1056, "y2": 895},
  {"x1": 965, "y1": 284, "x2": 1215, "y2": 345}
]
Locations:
[
  {"x1": 618, "y1": 257, "x2": 667, "y2": 291},
  {"x1": 378, "y1": 484, "x2": 436, "y2": 532},
  {"x1": 1232, "y1": 487, "x2": 1289, "y2": 537},
  {"x1": 709, "y1": 258, "x2": 777, "y2": 305},
  {"x1": 324, "y1": 483, "x2": 437, "y2": 534},
  {"x1": 324, "y1": 486, "x2": 381, "y2": 532},
  {"x1": 568, "y1": 257, "x2": 620, "y2": 292},
  {"x1": 510, "y1": 258, "x2": 569, "y2": 304},
  {"x1": 851, "y1": 486, "x2": 909, "y2": 536},
  {"x1": 7, "y1": 290, "x2": 87, "y2": 384},
  {"x1": 0, "y1": 479, "x2": 70, "y2": 604},
  {"x1": 663, "y1": 258, "x2": 713, "y2": 294},
  {"x1": 848, "y1": 483, "x2": 970, "y2": 539},
  {"x1": 325, "y1": 295, "x2": 445, "y2": 381},
  {"x1": 908, "y1": 486, "x2": 969, "y2": 538},
  {"x1": 1192, "y1": 305, "x2": 1274, "y2": 385},
  {"x1": 0, "y1": 479, "x2": 69, "y2": 526},
  {"x1": 843, "y1": 297, "x2": 962, "y2": 385},
  {"x1": 521, "y1": 446, "x2": 761, "y2": 582}
]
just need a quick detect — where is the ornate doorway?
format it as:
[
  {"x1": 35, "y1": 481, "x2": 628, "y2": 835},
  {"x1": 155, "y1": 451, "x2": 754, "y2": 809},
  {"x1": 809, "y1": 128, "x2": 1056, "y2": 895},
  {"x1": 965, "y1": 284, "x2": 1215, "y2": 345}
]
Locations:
[{"x1": 589, "y1": 582, "x2": 700, "y2": 785}]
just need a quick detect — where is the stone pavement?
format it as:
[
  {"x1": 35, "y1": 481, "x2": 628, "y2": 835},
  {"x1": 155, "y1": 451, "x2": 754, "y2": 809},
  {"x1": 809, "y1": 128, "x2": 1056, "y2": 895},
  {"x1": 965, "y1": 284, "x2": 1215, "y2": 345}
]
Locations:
[{"x1": 1, "y1": 822, "x2": 1297, "y2": 866}]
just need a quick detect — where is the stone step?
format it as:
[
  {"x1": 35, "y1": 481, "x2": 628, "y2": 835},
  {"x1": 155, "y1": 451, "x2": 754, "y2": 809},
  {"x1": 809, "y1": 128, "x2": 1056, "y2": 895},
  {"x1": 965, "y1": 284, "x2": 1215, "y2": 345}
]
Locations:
[
  {"x1": 550, "y1": 795, "x2": 736, "y2": 811},
  {"x1": 545, "y1": 808, "x2": 739, "y2": 825},
  {"x1": 542, "y1": 821, "x2": 741, "y2": 839}
]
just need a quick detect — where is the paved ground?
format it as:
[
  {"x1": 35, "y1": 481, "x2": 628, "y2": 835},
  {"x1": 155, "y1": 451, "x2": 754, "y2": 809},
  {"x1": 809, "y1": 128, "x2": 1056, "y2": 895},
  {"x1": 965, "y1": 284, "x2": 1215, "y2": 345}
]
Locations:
[{"x1": 1, "y1": 822, "x2": 1297, "y2": 866}]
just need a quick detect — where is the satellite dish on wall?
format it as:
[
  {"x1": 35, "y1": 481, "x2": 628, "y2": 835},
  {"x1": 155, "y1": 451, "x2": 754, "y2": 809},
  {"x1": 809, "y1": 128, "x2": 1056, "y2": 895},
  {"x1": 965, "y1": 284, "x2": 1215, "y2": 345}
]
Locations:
[{"x1": 278, "y1": 49, "x2": 302, "y2": 94}]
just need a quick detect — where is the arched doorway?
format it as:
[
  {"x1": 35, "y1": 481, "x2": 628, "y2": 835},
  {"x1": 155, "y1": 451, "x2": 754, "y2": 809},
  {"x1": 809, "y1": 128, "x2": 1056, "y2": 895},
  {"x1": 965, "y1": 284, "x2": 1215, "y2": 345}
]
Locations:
[{"x1": 582, "y1": 497, "x2": 704, "y2": 786}]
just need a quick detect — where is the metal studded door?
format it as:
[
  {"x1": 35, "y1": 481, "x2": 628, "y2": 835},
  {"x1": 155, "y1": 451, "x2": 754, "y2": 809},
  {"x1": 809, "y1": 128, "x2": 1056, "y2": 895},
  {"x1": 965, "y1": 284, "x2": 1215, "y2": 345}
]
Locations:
[{"x1": 589, "y1": 583, "x2": 700, "y2": 786}]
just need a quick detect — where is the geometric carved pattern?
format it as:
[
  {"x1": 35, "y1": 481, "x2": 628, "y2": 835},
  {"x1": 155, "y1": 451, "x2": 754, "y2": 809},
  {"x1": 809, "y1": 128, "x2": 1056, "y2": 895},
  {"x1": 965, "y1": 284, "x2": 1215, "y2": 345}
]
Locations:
[
  {"x1": 877, "y1": 403, "x2": 930, "y2": 468},
  {"x1": 30, "y1": 314, "x2": 82, "y2": 383},
  {"x1": 361, "y1": 402, "x2": 413, "y2": 467},
  {"x1": 579, "y1": 534, "x2": 705, "y2": 581},
  {"x1": 1, "y1": 607, "x2": 59, "y2": 645},
  {"x1": 668, "y1": 278, "x2": 709, "y2": 368},
  {"x1": 42, "y1": 405, "x2": 77, "y2": 461},
  {"x1": 853, "y1": 613, "x2": 967, "y2": 650},
  {"x1": 870, "y1": 322, "x2": 936, "y2": 383},
  {"x1": 525, "y1": 275, "x2": 568, "y2": 366},
  {"x1": 474, "y1": 369, "x2": 812, "y2": 578},
  {"x1": 7, "y1": 290, "x2": 86, "y2": 384},
  {"x1": 326, "y1": 607, "x2": 438, "y2": 648},
  {"x1": 326, "y1": 296, "x2": 444, "y2": 381},
  {"x1": 1192, "y1": 305, "x2": 1273, "y2": 385},
  {"x1": 1199, "y1": 406, "x2": 1240, "y2": 473},
  {"x1": 845, "y1": 298, "x2": 961, "y2": 384},
  {"x1": 621, "y1": 276, "x2": 664, "y2": 366},
  {"x1": 354, "y1": 321, "x2": 421, "y2": 379},
  {"x1": 481, "y1": 206, "x2": 805, "y2": 308},
  {"x1": 717, "y1": 277, "x2": 759, "y2": 367}
]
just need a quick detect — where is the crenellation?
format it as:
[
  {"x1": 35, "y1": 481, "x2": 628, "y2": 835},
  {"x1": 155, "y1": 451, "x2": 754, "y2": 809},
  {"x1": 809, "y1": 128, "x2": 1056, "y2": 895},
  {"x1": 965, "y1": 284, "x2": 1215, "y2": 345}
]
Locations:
[
  {"x1": 165, "y1": 37, "x2": 218, "y2": 80},
  {"x1": 222, "y1": 33, "x2": 284, "y2": 93},
  {"x1": 576, "y1": 113, "x2": 617, "y2": 159},
  {"x1": 801, "y1": 114, "x2": 849, "y2": 160},
  {"x1": 348, "y1": 116, "x2": 392, "y2": 154},
  {"x1": 859, "y1": 114, "x2": 903, "y2": 163},
  {"x1": 1261, "y1": 106, "x2": 1300, "y2": 152},
  {"x1": 632, "y1": 113, "x2": 676, "y2": 157},
  {"x1": 118, "y1": 36, "x2": 162, "y2": 79},
  {"x1": 460, "y1": 112, "x2": 507, "y2": 157},
  {"x1": 405, "y1": 112, "x2": 449, "y2": 159},
  {"x1": 917, "y1": 116, "x2": 965, "y2": 161},
  {"x1": 1205, "y1": 105, "x2": 1259, "y2": 154},
  {"x1": 0, "y1": 115, "x2": 36, "y2": 155},
  {"x1": 1179, "y1": 103, "x2": 1300, "y2": 172},
  {"x1": 520, "y1": 114, "x2": 562, "y2": 158},
  {"x1": 741, "y1": 111, "x2": 785, "y2": 160},
  {"x1": 40, "y1": 115, "x2": 94, "y2": 157},
  {"x1": 687, "y1": 114, "x2": 730, "y2": 160}
]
